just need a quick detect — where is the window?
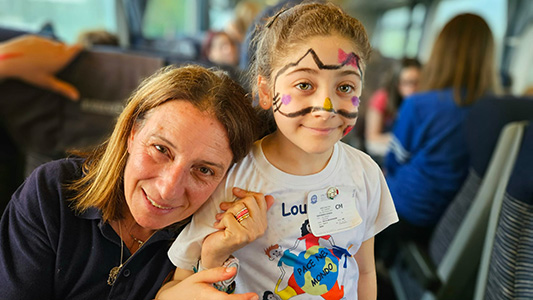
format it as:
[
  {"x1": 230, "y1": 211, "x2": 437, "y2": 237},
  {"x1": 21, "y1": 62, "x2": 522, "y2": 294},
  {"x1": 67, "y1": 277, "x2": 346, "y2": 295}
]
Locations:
[
  {"x1": 373, "y1": 4, "x2": 426, "y2": 59},
  {"x1": 143, "y1": 0, "x2": 198, "y2": 39},
  {"x1": 419, "y1": 0, "x2": 507, "y2": 62},
  {"x1": 0, "y1": 0, "x2": 116, "y2": 43}
]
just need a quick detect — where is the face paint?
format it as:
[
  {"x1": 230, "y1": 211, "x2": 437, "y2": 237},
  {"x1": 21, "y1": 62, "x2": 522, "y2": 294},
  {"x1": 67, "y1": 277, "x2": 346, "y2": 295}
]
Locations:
[
  {"x1": 273, "y1": 98, "x2": 358, "y2": 119},
  {"x1": 351, "y1": 96, "x2": 360, "y2": 107},
  {"x1": 273, "y1": 48, "x2": 363, "y2": 85},
  {"x1": 323, "y1": 98, "x2": 333, "y2": 111},
  {"x1": 338, "y1": 49, "x2": 361, "y2": 72},
  {"x1": 343, "y1": 125, "x2": 354, "y2": 136},
  {"x1": 281, "y1": 94, "x2": 292, "y2": 105}
]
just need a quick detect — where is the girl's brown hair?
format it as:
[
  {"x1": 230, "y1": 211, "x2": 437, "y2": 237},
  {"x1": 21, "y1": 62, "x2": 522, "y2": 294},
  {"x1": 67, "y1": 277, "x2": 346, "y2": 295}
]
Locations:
[
  {"x1": 68, "y1": 65, "x2": 260, "y2": 222},
  {"x1": 420, "y1": 13, "x2": 500, "y2": 105}
]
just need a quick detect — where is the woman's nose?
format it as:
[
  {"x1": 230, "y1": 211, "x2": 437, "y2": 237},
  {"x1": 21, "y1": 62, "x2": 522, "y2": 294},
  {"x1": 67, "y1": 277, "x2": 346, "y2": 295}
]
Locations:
[{"x1": 158, "y1": 163, "x2": 187, "y2": 200}]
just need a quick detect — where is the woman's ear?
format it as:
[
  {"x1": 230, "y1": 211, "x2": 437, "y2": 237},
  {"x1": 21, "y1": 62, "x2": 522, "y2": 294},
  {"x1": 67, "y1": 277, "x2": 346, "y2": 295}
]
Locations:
[{"x1": 258, "y1": 75, "x2": 272, "y2": 110}]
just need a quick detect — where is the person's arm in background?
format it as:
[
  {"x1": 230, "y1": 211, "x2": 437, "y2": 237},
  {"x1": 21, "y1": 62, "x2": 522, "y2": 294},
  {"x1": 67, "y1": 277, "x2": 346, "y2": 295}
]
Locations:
[
  {"x1": 385, "y1": 97, "x2": 417, "y2": 175},
  {"x1": 0, "y1": 35, "x2": 81, "y2": 100},
  {"x1": 365, "y1": 90, "x2": 392, "y2": 158},
  {"x1": 365, "y1": 90, "x2": 391, "y2": 145}
]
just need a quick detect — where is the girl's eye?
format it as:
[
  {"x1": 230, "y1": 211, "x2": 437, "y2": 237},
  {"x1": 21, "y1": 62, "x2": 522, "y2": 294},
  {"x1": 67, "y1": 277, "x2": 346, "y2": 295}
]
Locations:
[
  {"x1": 198, "y1": 166, "x2": 214, "y2": 176},
  {"x1": 296, "y1": 82, "x2": 312, "y2": 91},
  {"x1": 338, "y1": 84, "x2": 354, "y2": 93}
]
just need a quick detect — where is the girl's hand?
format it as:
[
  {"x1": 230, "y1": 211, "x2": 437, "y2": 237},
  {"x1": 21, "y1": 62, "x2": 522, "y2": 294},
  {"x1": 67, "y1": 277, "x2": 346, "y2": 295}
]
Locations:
[
  {"x1": 200, "y1": 187, "x2": 274, "y2": 269},
  {"x1": 156, "y1": 267, "x2": 258, "y2": 300}
]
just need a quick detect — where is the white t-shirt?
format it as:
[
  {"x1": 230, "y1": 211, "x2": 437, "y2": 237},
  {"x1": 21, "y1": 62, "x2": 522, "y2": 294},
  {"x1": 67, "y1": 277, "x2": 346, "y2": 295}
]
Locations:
[{"x1": 169, "y1": 139, "x2": 398, "y2": 299}]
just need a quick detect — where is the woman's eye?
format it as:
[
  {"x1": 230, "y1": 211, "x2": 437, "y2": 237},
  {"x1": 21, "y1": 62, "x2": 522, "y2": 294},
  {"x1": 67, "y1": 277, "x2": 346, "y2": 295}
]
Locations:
[
  {"x1": 198, "y1": 166, "x2": 214, "y2": 176},
  {"x1": 338, "y1": 84, "x2": 354, "y2": 93},
  {"x1": 154, "y1": 144, "x2": 168, "y2": 154},
  {"x1": 296, "y1": 82, "x2": 312, "y2": 91}
]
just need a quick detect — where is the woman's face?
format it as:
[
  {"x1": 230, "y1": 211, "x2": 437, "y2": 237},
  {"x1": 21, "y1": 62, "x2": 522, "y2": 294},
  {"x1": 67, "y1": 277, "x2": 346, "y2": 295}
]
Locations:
[
  {"x1": 124, "y1": 100, "x2": 233, "y2": 230},
  {"x1": 398, "y1": 66, "x2": 421, "y2": 98}
]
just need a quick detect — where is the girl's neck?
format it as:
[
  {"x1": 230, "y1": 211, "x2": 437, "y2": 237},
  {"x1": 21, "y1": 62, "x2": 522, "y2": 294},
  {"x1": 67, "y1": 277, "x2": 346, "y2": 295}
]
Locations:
[{"x1": 261, "y1": 132, "x2": 334, "y2": 176}]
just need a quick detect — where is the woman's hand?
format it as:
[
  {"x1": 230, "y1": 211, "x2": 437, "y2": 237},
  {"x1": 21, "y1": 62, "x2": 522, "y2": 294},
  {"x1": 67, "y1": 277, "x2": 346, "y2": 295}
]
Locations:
[
  {"x1": 156, "y1": 267, "x2": 258, "y2": 300},
  {"x1": 200, "y1": 188, "x2": 274, "y2": 269},
  {"x1": 0, "y1": 35, "x2": 82, "y2": 100}
]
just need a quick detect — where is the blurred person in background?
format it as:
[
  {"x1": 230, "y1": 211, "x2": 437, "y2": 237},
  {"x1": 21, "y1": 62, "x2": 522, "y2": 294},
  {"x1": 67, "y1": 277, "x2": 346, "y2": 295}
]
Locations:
[
  {"x1": 365, "y1": 57, "x2": 421, "y2": 164},
  {"x1": 377, "y1": 13, "x2": 500, "y2": 265}
]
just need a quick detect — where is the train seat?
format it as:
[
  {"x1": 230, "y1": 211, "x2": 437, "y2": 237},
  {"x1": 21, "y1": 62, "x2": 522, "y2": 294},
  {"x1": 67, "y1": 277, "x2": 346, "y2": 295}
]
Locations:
[
  {"x1": 389, "y1": 96, "x2": 533, "y2": 300},
  {"x1": 474, "y1": 121, "x2": 533, "y2": 300},
  {"x1": 0, "y1": 49, "x2": 164, "y2": 176}
]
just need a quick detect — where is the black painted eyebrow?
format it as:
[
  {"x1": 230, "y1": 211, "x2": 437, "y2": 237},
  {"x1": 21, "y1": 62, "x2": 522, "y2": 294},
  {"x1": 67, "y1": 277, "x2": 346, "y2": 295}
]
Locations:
[{"x1": 273, "y1": 48, "x2": 363, "y2": 86}]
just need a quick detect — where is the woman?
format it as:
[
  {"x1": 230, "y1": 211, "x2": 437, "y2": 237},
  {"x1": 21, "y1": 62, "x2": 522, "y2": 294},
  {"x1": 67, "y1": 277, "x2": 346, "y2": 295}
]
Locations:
[
  {"x1": 0, "y1": 65, "x2": 271, "y2": 300},
  {"x1": 382, "y1": 14, "x2": 500, "y2": 252}
]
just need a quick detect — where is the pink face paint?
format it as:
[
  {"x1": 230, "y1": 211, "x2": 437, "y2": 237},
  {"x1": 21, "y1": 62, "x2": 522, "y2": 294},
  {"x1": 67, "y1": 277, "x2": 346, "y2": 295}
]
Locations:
[
  {"x1": 281, "y1": 94, "x2": 292, "y2": 105},
  {"x1": 338, "y1": 49, "x2": 359, "y2": 69},
  {"x1": 351, "y1": 96, "x2": 360, "y2": 107},
  {"x1": 343, "y1": 125, "x2": 354, "y2": 136}
]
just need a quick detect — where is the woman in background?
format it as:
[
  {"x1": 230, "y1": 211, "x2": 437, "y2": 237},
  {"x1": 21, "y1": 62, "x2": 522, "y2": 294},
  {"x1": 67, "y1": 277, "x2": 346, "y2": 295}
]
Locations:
[{"x1": 379, "y1": 14, "x2": 500, "y2": 263}]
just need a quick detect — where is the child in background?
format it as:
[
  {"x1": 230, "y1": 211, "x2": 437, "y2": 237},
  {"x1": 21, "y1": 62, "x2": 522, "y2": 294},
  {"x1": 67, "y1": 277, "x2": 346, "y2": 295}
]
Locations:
[
  {"x1": 164, "y1": 3, "x2": 398, "y2": 299},
  {"x1": 202, "y1": 30, "x2": 240, "y2": 67}
]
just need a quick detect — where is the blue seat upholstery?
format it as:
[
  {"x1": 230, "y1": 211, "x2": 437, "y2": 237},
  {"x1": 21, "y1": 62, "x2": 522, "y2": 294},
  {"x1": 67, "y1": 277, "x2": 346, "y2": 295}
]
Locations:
[
  {"x1": 389, "y1": 96, "x2": 533, "y2": 300},
  {"x1": 475, "y1": 122, "x2": 533, "y2": 300}
]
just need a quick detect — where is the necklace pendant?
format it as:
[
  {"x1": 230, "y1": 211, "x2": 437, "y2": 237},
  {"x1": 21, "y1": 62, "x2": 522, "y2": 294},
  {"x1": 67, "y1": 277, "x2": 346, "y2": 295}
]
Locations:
[{"x1": 107, "y1": 264, "x2": 122, "y2": 286}]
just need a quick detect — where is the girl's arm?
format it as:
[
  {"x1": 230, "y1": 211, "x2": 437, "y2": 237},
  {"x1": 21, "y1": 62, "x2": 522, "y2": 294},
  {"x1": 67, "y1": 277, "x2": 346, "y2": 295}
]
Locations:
[{"x1": 354, "y1": 237, "x2": 377, "y2": 300}]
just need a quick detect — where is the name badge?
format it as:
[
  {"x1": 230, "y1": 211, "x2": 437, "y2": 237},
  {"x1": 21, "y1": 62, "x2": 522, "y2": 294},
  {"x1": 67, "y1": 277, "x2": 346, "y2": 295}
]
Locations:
[{"x1": 307, "y1": 186, "x2": 362, "y2": 236}]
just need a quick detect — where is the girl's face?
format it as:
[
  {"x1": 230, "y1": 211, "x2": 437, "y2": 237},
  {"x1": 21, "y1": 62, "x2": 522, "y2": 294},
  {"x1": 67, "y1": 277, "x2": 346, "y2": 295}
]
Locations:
[{"x1": 260, "y1": 34, "x2": 362, "y2": 158}]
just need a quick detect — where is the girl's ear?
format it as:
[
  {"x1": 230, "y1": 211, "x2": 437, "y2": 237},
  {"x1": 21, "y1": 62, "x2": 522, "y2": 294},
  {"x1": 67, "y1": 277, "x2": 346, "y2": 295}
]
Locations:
[{"x1": 257, "y1": 75, "x2": 272, "y2": 110}]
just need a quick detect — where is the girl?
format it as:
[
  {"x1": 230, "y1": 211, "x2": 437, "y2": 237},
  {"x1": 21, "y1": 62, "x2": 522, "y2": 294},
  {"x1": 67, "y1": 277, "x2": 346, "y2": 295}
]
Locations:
[{"x1": 160, "y1": 3, "x2": 398, "y2": 300}]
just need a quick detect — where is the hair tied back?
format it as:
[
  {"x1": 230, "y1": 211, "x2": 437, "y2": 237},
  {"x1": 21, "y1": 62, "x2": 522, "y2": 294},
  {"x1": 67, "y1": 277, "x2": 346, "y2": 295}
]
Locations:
[{"x1": 265, "y1": 8, "x2": 289, "y2": 28}]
